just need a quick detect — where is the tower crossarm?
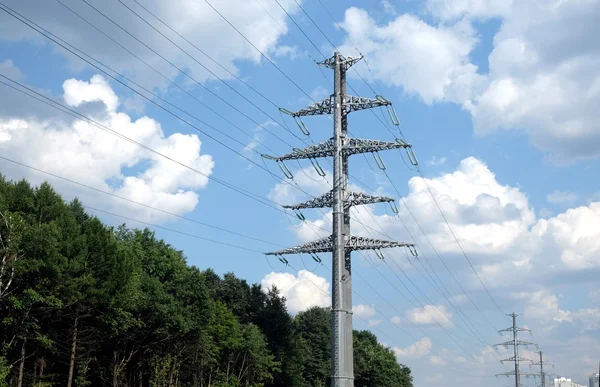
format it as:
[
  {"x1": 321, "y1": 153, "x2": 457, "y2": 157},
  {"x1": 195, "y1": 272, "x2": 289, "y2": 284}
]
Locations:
[
  {"x1": 494, "y1": 340, "x2": 538, "y2": 349},
  {"x1": 262, "y1": 138, "x2": 412, "y2": 161},
  {"x1": 317, "y1": 53, "x2": 362, "y2": 70},
  {"x1": 291, "y1": 95, "x2": 392, "y2": 117},
  {"x1": 282, "y1": 190, "x2": 395, "y2": 210},
  {"x1": 496, "y1": 371, "x2": 540, "y2": 378},
  {"x1": 265, "y1": 235, "x2": 414, "y2": 256},
  {"x1": 515, "y1": 340, "x2": 538, "y2": 348},
  {"x1": 499, "y1": 327, "x2": 531, "y2": 333},
  {"x1": 500, "y1": 356, "x2": 534, "y2": 364}
]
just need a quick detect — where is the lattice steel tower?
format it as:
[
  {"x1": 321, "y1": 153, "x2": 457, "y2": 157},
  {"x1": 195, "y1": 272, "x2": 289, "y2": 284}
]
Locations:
[
  {"x1": 530, "y1": 351, "x2": 553, "y2": 387},
  {"x1": 494, "y1": 313, "x2": 539, "y2": 387},
  {"x1": 263, "y1": 53, "x2": 416, "y2": 387}
]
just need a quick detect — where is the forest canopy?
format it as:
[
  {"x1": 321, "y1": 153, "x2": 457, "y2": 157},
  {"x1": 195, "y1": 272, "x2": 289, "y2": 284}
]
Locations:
[{"x1": 0, "y1": 176, "x2": 413, "y2": 387}]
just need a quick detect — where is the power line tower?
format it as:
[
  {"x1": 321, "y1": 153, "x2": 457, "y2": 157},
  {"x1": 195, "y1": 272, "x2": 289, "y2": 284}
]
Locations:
[
  {"x1": 263, "y1": 52, "x2": 416, "y2": 387},
  {"x1": 530, "y1": 351, "x2": 553, "y2": 387},
  {"x1": 494, "y1": 313, "x2": 539, "y2": 387}
]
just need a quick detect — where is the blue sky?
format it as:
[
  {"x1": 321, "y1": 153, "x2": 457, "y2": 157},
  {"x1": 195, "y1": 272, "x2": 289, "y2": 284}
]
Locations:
[{"x1": 1, "y1": 0, "x2": 599, "y2": 385}]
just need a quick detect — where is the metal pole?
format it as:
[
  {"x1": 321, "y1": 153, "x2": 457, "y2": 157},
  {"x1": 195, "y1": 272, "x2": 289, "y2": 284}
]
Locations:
[
  {"x1": 539, "y1": 351, "x2": 545, "y2": 387},
  {"x1": 340, "y1": 56, "x2": 354, "y2": 386},
  {"x1": 513, "y1": 314, "x2": 520, "y2": 387},
  {"x1": 331, "y1": 52, "x2": 352, "y2": 387}
]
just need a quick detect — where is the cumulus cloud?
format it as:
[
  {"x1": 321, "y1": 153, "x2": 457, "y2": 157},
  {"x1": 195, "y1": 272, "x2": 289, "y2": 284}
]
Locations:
[
  {"x1": 275, "y1": 156, "x2": 600, "y2": 291},
  {"x1": 0, "y1": 74, "x2": 214, "y2": 222},
  {"x1": 547, "y1": 190, "x2": 577, "y2": 203},
  {"x1": 393, "y1": 337, "x2": 432, "y2": 359},
  {"x1": 406, "y1": 305, "x2": 453, "y2": 327},
  {"x1": 0, "y1": 0, "x2": 304, "y2": 92},
  {"x1": 353, "y1": 304, "x2": 376, "y2": 319},
  {"x1": 513, "y1": 289, "x2": 600, "y2": 332},
  {"x1": 0, "y1": 59, "x2": 22, "y2": 80},
  {"x1": 337, "y1": 7, "x2": 480, "y2": 104},
  {"x1": 427, "y1": 156, "x2": 447, "y2": 166},
  {"x1": 337, "y1": 0, "x2": 600, "y2": 163},
  {"x1": 261, "y1": 270, "x2": 330, "y2": 314}
]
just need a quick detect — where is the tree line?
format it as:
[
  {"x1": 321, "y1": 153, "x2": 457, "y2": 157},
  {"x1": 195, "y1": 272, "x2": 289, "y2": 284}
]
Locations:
[{"x1": 0, "y1": 176, "x2": 413, "y2": 387}]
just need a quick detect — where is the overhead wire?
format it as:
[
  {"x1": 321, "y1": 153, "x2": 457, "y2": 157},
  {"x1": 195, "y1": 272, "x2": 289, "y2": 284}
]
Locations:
[
  {"x1": 415, "y1": 165, "x2": 508, "y2": 319},
  {"x1": 53, "y1": 0, "x2": 283, "y2": 154},
  {"x1": 0, "y1": 155, "x2": 286, "y2": 249},
  {"x1": 293, "y1": 208, "x2": 495, "y2": 370},
  {"x1": 350, "y1": 206, "x2": 503, "y2": 359},
  {"x1": 6, "y1": 0, "x2": 509, "y2": 370},
  {"x1": 0, "y1": 3, "x2": 355, "y2": 226},
  {"x1": 76, "y1": 0, "x2": 304, "y2": 144},
  {"x1": 246, "y1": 0, "x2": 505, "y2": 353}
]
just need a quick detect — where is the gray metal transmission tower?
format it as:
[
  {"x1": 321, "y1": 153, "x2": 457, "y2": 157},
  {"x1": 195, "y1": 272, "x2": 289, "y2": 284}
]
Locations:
[
  {"x1": 494, "y1": 313, "x2": 539, "y2": 387},
  {"x1": 530, "y1": 351, "x2": 553, "y2": 387},
  {"x1": 263, "y1": 52, "x2": 416, "y2": 387}
]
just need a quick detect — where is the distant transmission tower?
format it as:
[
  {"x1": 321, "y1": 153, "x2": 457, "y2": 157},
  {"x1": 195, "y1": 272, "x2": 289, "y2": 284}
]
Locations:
[
  {"x1": 530, "y1": 351, "x2": 553, "y2": 387},
  {"x1": 494, "y1": 313, "x2": 539, "y2": 387},
  {"x1": 263, "y1": 52, "x2": 417, "y2": 387}
]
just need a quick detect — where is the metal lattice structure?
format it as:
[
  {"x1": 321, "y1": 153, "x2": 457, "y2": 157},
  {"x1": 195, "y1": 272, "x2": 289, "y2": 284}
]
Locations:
[
  {"x1": 264, "y1": 52, "x2": 415, "y2": 387},
  {"x1": 263, "y1": 138, "x2": 412, "y2": 161},
  {"x1": 265, "y1": 235, "x2": 414, "y2": 255},
  {"x1": 494, "y1": 313, "x2": 539, "y2": 387},
  {"x1": 291, "y1": 95, "x2": 391, "y2": 116},
  {"x1": 530, "y1": 351, "x2": 553, "y2": 387},
  {"x1": 283, "y1": 191, "x2": 395, "y2": 210},
  {"x1": 317, "y1": 54, "x2": 362, "y2": 70}
]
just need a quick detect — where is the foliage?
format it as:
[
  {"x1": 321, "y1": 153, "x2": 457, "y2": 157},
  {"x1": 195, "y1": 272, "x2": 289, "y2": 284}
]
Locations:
[{"x1": 0, "y1": 176, "x2": 413, "y2": 386}]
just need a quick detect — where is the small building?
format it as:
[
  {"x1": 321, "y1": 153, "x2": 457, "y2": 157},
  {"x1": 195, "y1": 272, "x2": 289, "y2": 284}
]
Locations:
[
  {"x1": 589, "y1": 373, "x2": 599, "y2": 387},
  {"x1": 555, "y1": 377, "x2": 584, "y2": 387}
]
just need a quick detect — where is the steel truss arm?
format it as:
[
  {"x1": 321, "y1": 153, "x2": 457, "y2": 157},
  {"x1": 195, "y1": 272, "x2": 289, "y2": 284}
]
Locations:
[
  {"x1": 500, "y1": 356, "x2": 534, "y2": 364},
  {"x1": 317, "y1": 54, "x2": 362, "y2": 70},
  {"x1": 291, "y1": 95, "x2": 392, "y2": 117},
  {"x1": 262, "y1": 138, "x2": 412, "y2": 161},
  {"x1": 282, "y1": 190, "x2": 394, "y2": 210},
  {"x1": 265, "y1": 235, "x2": 414, "y2": 256},
  {"x1": 496, "y1": 371, "x2": 540, "y2": 378},
  {"x1": 494, "y1": 340, "x2": 538, "y2": 349}
]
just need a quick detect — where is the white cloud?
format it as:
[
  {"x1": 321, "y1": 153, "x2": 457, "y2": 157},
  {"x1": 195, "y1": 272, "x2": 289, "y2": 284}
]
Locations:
[
  {"x1": 338, "y1": 1, "x2": 600, "y2": 163},
  {"x1": 381, "y1": 0, "x2": 397, "y2": 15},
  {"x1": 0, "y1": 0, "x2": 303, "y2": 92},
  {"x1": 368, "y1": 319, "x2": 382, "y2": 327},
  {"x1": 400, "y1": 157, "x2": 535, "y2": 255},
  {"x1": 353, "y1": 304, "x2": 376, "y2": 319},
  {"x1": 337, "y1": 7, "x2": 480, "y2": 104},
  {"x1": 391, "y1": 316, "x2": 403, "y2": 325},
  {"x1": 513, "y1": 289, "x2": 600, "y2": 332},
  {"x1": 425, "y1": 373, "x2": 443, "y2": 383},
  {"x1": 261, "y1": 270, "x2": 330, "y2": 314},
  {"x1": 276, "y1": 156, "x2": 600, "y2": 290},
  {"x1": 393, "y1": 337, "x2": 432, "y2": 359},
  {"x1": 0, "y1": 59, "x2": 22, "y2": 80},
  {"x1": 425, "y1": 0, "x2": 511, "y2": 21},
  {"x1": 427, "y1": 156, "x2": 447, "y2": 166},
  {"x1": 538, "y1": 208, "x2": 553, "y2": 218},
  {"x1": 428, "y1": 354, "x2": 448, "y2": 366},
  {"x1": 547, "y1": 190, "x2": 577, "y2": 203},
  {"x1": 406, "y1": 304, "x2": 453, "y2": 327},
  {"x1": 0, "y1": 74, "x2": 214, "y2": 222},
  {"x1": 63, "y1": 75, "x2": 119, "y2": 112}
]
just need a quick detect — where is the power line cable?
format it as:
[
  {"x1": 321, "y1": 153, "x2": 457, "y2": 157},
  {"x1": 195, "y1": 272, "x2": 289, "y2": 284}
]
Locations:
[
  {"x1": 0, "y1": 4, "x2": 341, "y2": 217},
  {"x1": 0, "y1": 155, "x2": 286, "y2": 248},
  {"x1": 416, "y1": 165, "x2": 508, "y2": 319},
  {"x1": 0, "y1": 75, "x2": 281, "y2": 212},
  {"x1": 75, "y1": 0, "x2": 304, "y2": 144},
  {"x1": 202, "y1": 0, "x2": 314, "y2": 102},
  {"x1": 53, "y1": 0, "x2": 284, "y2": 154},
  {"x1": 0, "y1": 75, "x2": 345, "y2": 240}
]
